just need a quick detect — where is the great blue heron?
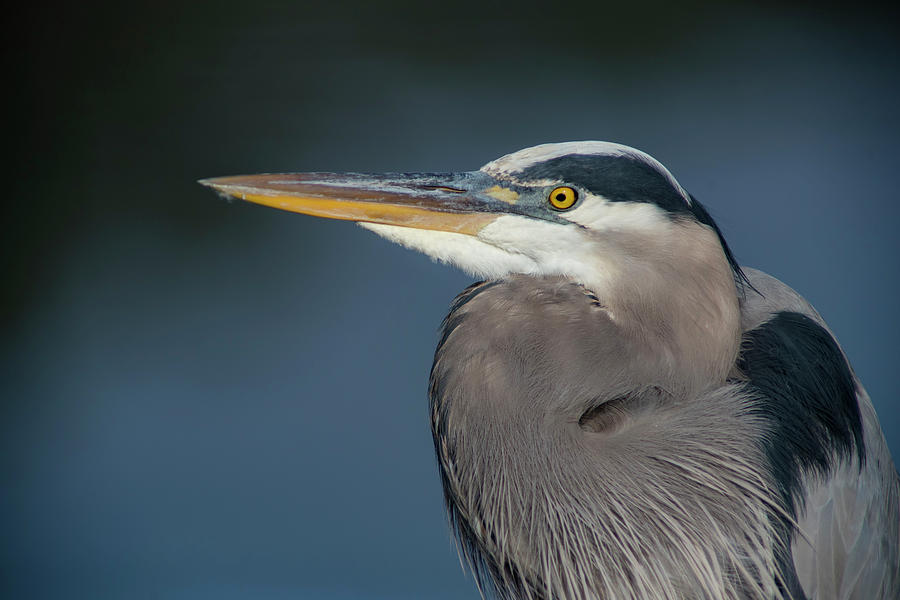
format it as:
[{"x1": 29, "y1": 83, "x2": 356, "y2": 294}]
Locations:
[{"x1": 201, "y1": 142, "x2": 899, "y2": 599}]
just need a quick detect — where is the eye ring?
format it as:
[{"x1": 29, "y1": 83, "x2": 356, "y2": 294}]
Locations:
[{"x1": 548, "y1": 186, "x2": 578, "y2": 210}]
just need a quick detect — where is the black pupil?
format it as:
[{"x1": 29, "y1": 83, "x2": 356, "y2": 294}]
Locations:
[{"x1": 555, "y1": 192, "x2": 567, "y2": 202}]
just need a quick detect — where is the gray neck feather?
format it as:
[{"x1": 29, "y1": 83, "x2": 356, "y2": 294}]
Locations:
[{"x1": 590, "y1": 220, "x2": 742, "y2": 395}]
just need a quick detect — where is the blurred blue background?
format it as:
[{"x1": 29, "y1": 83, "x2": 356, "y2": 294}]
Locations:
[{"x1": 3, "y1": 2, "x2": 899, "y2": 598}]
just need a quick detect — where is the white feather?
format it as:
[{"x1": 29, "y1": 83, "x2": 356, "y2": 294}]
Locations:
[
  {"x1": 565, "y1": 194, "x2": 672, "y2": 232},
  {"x1": 358, "y1": 222, "x2": 537, "y2": 280}
]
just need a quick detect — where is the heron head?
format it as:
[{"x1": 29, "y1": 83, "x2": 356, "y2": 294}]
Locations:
[{"x1": 201, "y1": 141, "x2": 744, "y2": 304}]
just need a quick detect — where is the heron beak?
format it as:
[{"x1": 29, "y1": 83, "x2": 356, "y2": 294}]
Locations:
[{"x1": 199, "y1": 171, "x2": 520, "y2": 235}]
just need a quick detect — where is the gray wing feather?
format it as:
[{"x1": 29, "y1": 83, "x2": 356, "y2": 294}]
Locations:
[
  {"x1": 791, "y1": 407, "x2": 899, "y2": 600},
  {"x1": 742, "y1": 268, "x2": 900, "y2": 599}
]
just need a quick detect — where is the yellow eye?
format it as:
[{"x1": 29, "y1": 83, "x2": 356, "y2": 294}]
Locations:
[{"x1": 548, "y1": 186, "x2": 578, "y2": 210}]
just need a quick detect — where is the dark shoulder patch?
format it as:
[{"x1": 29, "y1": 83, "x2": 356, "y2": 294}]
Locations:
[
  {"x1": 739, "y1": 312, "x2": 863, "y2": 600},
  {"x1": 738, "y1": 311, "x2": 864, "y2": 514},
  {"x1": 516, "y1": 153, "x2": 691, "y2": 215}
]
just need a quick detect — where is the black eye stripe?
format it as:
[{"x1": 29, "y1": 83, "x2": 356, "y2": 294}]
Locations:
[{"x1": 517, "y1": 154, "x2": 689, "y2": 215}]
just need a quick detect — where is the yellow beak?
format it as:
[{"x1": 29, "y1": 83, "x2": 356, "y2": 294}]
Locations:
[{"x1": 199, "y1": 171, "x2": 514, "y2": 236}]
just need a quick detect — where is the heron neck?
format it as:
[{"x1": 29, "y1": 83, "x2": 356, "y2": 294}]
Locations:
[{"x1": 590, "y1": 219, "x2": 742, "y2": 394}]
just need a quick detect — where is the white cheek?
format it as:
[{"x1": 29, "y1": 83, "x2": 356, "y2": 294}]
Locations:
[
  {"x1": 478, "y1": 215, "x2": 617, "y2": 290},
  {"x1": 360, "y1": 206, "x2": 660, "y2": 296},
  {"x1": 566, "y1": 198, "x2": 671, "y2": 233},
  {"x1": 359, "y1": 222, "x2": 538, "y2": 279}
]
